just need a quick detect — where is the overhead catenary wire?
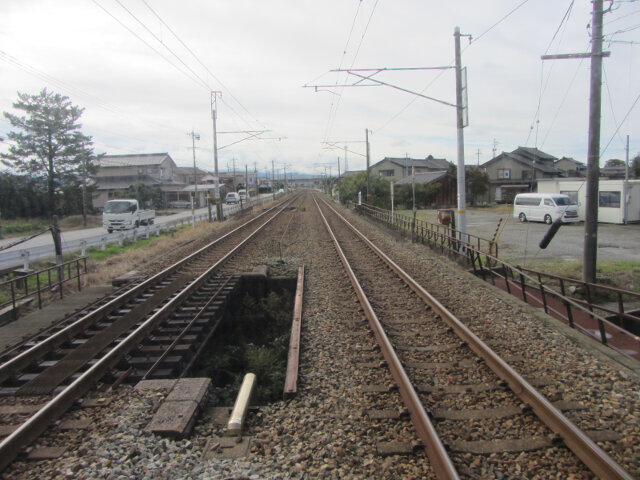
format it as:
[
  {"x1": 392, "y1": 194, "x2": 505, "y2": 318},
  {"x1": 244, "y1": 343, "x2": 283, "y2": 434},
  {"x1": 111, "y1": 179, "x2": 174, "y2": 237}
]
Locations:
[
  {"x1": 322, "y1": 0, "x2": 380, "y2": 146},
  {"x1": 139, "y1": 0, "x2": 267, "y2": 132},
  {"x1": 112, "y1": 0, "x2": 212, "y2": 91},
  {"x1": 92, "y1": 0, "x2": 209, "y2": 91}
]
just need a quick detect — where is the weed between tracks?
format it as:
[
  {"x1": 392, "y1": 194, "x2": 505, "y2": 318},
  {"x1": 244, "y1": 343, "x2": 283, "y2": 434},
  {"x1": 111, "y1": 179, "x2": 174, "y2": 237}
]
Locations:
[{"x1": 193, "y1": 288, "x2": 293, "y2": 406}]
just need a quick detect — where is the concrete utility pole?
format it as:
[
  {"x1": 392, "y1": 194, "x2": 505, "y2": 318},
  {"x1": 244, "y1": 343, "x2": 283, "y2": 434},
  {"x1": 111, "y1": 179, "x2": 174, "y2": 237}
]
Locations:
[
  {"x1": 272, "y1": 160, "x2": 276, "y2": 200},
  {"x1": 541, "y1": 1, "x2": 610, "y2": 283},
  {"x1": 366, "y1": 128, "x2": 371, "y2": 201},
  {"x1": 190, "y1": 130, "x2": 200, "y2": 207},
  {"x1": 344, "y1": 145, "x2": 348, "y2": 173},
  {"x1": 454, "y1": 26, "x2": 470, "y2": 241},
  {"x1": 623, "y1": 135, "x2": 630, "y2": 224},
  {"x1": 337, "y1": 156, "x2": 341, "y2": 202},
  {"x1": 211, "y1": 91, "x2": 222, "y2": 221},
  {"x1": 583, "y1": 0, "x2": 605, "y2": 283}
]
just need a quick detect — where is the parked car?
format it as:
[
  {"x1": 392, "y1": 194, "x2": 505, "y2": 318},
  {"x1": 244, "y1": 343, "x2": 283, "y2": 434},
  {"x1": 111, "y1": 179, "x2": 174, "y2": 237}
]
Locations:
[
  {"x1": 277, "y1": 188, "x2": 285, "y2": 194},
  {"x1": 238, "y1": 189, "x2": 247, "y2": 201},
  {"x1": 225, "y1": 192, "x2": 240, "y2": 204},
  {"x1": 169, "y1": 200, "x2": 191, "y2": 209},
  {"x1": 513, "y1": 193, "x2": 580, "y2": 224}
]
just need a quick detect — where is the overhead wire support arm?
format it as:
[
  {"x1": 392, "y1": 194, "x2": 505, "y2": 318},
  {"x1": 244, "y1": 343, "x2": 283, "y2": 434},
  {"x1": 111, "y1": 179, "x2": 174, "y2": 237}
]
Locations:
[{"x1": 327, "y1": 67, "x2": 457, "y2": 108}]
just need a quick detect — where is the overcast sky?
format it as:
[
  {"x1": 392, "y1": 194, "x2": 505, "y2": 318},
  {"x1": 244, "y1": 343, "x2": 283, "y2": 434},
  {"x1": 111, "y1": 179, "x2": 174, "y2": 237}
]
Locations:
[{"x1": 1, "y1": 0, "x2": 639, "y2": 177}]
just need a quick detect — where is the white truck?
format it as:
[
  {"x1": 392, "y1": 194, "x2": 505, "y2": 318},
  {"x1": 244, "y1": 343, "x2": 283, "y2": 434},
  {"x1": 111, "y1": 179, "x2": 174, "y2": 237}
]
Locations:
[{"x1": 103, "y1": 199, "x2": 155, "y2": 233}]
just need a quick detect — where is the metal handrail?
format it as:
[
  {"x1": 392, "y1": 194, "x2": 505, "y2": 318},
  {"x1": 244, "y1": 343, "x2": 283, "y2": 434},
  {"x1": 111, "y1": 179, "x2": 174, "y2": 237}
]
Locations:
[{"x1": 0, "y1": 257, "x2": 87, "y2": 310}]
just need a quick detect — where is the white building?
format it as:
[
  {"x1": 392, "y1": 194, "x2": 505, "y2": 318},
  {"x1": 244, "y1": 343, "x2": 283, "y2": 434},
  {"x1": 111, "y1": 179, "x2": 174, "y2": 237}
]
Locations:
[{"x1": 537, "y1": 178, "x2": 640, "y2": 224}]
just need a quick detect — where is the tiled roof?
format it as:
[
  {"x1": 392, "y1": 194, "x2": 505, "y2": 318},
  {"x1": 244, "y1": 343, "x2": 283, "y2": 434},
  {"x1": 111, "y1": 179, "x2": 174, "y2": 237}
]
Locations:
[
  {"x1": 377, "y1": 156, "x2": 450, "y2": 170},
  {"x1": 394, "y1": 170, "x2": 449, "y2": 185},
  {"x1": 98, "y1": 153, "x2": 173, "y2": 167}
]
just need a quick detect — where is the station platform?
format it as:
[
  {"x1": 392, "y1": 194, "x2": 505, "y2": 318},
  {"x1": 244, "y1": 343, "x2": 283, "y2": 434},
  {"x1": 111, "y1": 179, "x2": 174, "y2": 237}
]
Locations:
[{"x1": 0, "y1": 285, "x2": 114, "y2": 353}]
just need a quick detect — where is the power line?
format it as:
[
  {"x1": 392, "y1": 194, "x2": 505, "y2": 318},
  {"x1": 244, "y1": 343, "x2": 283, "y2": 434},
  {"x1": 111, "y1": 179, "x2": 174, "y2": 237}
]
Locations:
[
  {"x1": 112, "y1": 0, "x2": 211, "y2": 90},
  {"x1": 601, "y1": 90, "x2": 640, "y2": 156},
  {"x1": 469, "y1": 0, "x2": 533, "y2": 46},
  {"x1": 323, "y1": 0, "x2": 379, "y2": 145},
  {"x1": 93, "y1": 0, "x2": 207, "y2": 90},
  {"x1": 140, "y1": 0, "x2": 267, "y2": 132}
]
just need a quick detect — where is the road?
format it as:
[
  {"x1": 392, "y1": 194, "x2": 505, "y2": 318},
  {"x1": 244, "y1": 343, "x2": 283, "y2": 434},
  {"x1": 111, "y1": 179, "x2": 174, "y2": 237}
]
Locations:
[{"x1": 0, "y1": 195, "x2": 276, "y2": 271}]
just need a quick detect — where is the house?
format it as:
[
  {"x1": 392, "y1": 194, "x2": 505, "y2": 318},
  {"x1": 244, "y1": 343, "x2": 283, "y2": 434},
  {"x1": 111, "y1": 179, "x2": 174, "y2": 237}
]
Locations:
[
  {"x1": 555, "y1": 157, "x2": 586, "y2": 177},
  {"x1": 480, "y1": 147, "x2": 564, "y2": 203},
  {"x1": 394, "y1": 170, "x2": 457, "y2": 208},
  {"x1": 537, "y1": 178, "x2": 640, "y2": 224},
  {"x1": 370, "y1": 155, "x2": 451, "y2": 181},
  {"x1": 94, "y1": 153, "x2": 190, "y2": 209}
]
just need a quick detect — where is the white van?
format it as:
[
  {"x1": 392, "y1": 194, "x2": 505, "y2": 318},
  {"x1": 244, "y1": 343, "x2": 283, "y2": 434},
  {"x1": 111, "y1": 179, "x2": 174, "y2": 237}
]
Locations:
[
  {"x1": 513, "y1": 193, "x2": 580, "y2": 224},
  {"x1": 237, "y1": 189, "x2": 247, "y2": 201}
]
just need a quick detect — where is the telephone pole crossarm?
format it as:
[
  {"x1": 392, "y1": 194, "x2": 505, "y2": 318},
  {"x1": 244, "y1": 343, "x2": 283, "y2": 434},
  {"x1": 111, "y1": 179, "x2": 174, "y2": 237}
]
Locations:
[{"x1": 541, "y1": 52, "x2": 610, "y2": 60}]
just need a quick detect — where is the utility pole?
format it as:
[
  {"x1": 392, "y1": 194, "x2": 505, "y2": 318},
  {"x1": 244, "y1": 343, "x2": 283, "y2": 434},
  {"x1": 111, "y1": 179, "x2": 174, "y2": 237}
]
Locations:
[
  {"x1": 454, "y1": 26, "x2": 470, "y2": 242},
  {"x1": 541, "y1": 0, "x2": 609, "y2": 282},
  {"x1": 337, "y1": 156, "x2": 341, "y2": 202},
  {"x1": 344, "y1": 145, "x2": 348, "y2": 173},
  {"x1": 211, "y1": 91, "x2": 222, "y2": 221},
  {"x1": 232, "y1": 158, "x2": 237, "y2": 189},
  {"x1": 272, "y1": 160, "x2": 275, "y2": 200},
  {"x1": 623, "y1": 135, "x2": 630, "y2": 224},
  {"x1": 476, "y1": 148, "x2": 481, "y2": 167},
  {"x1": 81, "y1": 154, "x2": 88, "y2": 227},
  {"x1": 366, "y1": 128, "x2": 371, "y2": 201},
  {"x1": 190, "y1": 130, "x2": 200, "y2": 208},
  {"x1": 583, "y1": 0, "x2": 604, "y2": 283}
]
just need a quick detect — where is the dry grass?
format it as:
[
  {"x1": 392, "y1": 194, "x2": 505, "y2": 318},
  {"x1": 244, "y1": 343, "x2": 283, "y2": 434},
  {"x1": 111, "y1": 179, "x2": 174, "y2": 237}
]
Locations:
[{"x1": 83, "y1": 221, "x2": 230, "y2": 286}]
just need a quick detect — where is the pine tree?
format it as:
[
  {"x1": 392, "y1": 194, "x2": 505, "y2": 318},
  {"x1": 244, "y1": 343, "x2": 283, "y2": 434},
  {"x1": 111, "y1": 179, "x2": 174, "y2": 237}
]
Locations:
[{"x1": 1, "y1": 88, "x2": 96, "y2": 217}]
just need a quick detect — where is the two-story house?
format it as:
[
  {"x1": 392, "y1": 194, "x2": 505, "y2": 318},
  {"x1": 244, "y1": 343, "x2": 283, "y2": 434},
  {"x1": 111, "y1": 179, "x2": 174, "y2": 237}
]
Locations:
[
  {"x1": 94, "y1": 153, "x2": 198, "y2": 208},
  {"x1": 481, "y1": 147, "x2": 564, "y2": 203},
  {"x1": 554, "y1": 157, "x2": 587, "y2": 177},
  {"x1": 370, "y1": 155, "x2": 451, "y2": 181}
]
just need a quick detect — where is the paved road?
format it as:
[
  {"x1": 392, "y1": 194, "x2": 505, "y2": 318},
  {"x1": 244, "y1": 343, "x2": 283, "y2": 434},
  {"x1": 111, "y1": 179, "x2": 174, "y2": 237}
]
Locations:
[{"x1": 0, "y1": 195, "x2": 277, "y2": 271}]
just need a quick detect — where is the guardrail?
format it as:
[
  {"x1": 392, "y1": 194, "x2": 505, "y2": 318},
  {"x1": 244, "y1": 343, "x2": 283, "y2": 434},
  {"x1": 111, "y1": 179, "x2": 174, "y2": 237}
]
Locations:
[
  {"x1": 357, "y1": 202, "x2": 640, "y2": 354},
  {"x1": 0, "y1": 193, "x2": 283, "y2": 273},
  {"x1": 0, "y1": 256, "x2": 88, "y2": 312}
]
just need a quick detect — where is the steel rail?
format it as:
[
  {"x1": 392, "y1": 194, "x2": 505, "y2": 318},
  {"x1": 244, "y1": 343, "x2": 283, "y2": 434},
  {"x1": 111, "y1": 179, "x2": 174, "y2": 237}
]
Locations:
[
  {"x1": 140, "y1": 276, "x2": 234, "y2": 380},
  {"x1": 313, "y1": 197, "x2": 460, "y2": 480},
  {"x1": 0, "y1": 203, "x2": 282, "y2": 384},
  {"x1": 319, "y1": 196, "x2": 633, "y2": 480},
  {"x1": 0, "y1": 198, "x2": 295, "y2": 472}
]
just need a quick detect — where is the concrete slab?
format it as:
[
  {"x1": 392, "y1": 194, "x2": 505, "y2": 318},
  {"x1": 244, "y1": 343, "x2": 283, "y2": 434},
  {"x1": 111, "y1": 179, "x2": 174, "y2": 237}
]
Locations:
[
  {"x1": 147, "y1": 400, "x2": 199, "y2": 438},
  {"x1": 202, "y1": 436, "x2": 251, "y2": 460},
  {"x1": 135, "y1": 379, "x2": 177, "y2": 392},
  {"x1": 0, "y1": 285, "x2": 113, "y2": 352},
  {"x1": 166, "y1": 378, "x2": 211, "y2": 407}
]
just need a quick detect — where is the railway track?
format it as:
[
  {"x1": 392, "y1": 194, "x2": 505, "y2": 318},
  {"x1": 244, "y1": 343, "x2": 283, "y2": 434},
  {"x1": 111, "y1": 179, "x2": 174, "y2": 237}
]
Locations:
[
  {"x1": 314, "y1": 194, "x2": 632, "y2": 480},
  {"x1": 0, "y1": 196, "x2": 298, "y2": 472}
]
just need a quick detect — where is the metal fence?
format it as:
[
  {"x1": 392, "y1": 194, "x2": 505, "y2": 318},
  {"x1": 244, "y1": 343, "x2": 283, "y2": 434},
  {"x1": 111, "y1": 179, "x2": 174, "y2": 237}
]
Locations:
[
  {"x1": 0, "y1": 256, "x2": 88, "y2": 312},
  {"x1": 357, "y1": 202, "x2": 640, "y2": 354}
]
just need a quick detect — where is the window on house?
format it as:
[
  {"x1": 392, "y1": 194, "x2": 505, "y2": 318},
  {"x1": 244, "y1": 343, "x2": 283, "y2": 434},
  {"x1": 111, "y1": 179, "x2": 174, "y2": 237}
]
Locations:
[
  {"x1": 599, "y1": 191, "x2": 620, "y2": 208},
  {"x1": 497, "y1": 168, "x2": 511, "y2": 179},
  {"x1": 379, "y1": 169, "x2": 394, "y2": 177}
]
